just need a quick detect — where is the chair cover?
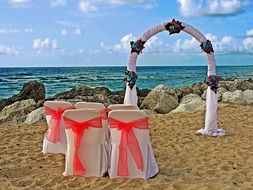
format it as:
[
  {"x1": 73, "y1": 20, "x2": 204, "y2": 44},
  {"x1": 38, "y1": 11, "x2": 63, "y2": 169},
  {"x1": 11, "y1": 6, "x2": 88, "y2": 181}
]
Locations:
[
  {"x1": 107, "y1": 104, "x2": 139, "y2": 112},
  {"x1": 108, "y1": 110, "x2": 159, "y2": 179},
  {"x1": 42, "y1": 101, "x2": 73, "y2": 154},
  {"x1": 74, "y1": 102, "x2": 110, "y2": 167},
  {"x1": 63, "y1": 109, "x2": 108, "y2": 177}
]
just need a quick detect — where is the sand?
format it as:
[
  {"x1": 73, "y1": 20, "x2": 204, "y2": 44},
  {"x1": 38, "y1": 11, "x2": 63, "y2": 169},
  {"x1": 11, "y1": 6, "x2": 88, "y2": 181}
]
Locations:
[{"x1": 0, "y1": 104, "x2": 253, "y2": 190}]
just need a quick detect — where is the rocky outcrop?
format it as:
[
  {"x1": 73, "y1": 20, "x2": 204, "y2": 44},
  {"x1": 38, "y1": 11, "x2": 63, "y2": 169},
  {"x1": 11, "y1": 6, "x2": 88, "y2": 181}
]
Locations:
[
  {"x1": 220, "y1": 79, "x2": 253, "y2": 92},
  {"x1": 222, "y1": 90, "x2": 253, "y2": 105},
  {"x1": 24, "y1": 107, "x2": 45, "y2": 124},
  {"x1": 0, "y1": 99, "x2": 37, "y2": 124},
  {"x1": 0, "y1": 81, "x2": 45, "y2": 112},
  {"x1": 140, "y1": 85, "x2": 179, "y2": 114},
  {"x1": 177, "y1": 86, "x2": 193, "y2": 102},
  {"x1": 172, "y1": 94, "x2": 206, "y2": 113},
  {"x1": 191, "y1": 82, "x2": 207, "y2": 96},
  {"x1": 201, "y1": 87, "x2": 228, "y2": 101}
]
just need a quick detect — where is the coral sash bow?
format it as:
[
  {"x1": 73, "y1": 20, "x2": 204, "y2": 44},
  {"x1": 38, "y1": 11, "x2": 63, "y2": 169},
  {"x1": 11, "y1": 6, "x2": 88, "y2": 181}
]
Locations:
[
  {"x1": 107, "y1": 117, "x2": 148, "y2": 176},
  {"x1": 63, "y1": 117, "x2": 102, "y2": 176},
  {"x1": 44, "y1": 106, "x2": 73, "y2": 143}
]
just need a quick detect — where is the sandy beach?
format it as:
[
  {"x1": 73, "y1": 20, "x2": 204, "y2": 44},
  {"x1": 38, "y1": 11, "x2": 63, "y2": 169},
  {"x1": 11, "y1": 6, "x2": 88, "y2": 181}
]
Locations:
[{"x1": 0, "y1": 103, "x2": 252, "y2": 189}]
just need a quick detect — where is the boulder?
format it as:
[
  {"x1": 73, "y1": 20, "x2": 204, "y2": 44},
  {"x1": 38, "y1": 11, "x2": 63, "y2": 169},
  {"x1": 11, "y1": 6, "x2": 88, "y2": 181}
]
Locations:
[
  {"x1": 0, "y1": 99, "x2": 37, "y2": 124},
  {"x1": 172, "y1": 94, "x2": 206, "y2": 113},
  {"x1": 24, "y1": 107, "x2": 45, "y2": 124},
  {"x1": 140, "y1": 85, "x2": 179, "y2": 114},
  {"x1": 221, "y1": 81, "x2": 237, "y2": 92},
  {"x1": 52, "y1": 86, "x2": 100, "y2": 99},
  {"x1": 220, "y1": 79, "x2": 253, "y2": 92},
  {"x1": 0, "y1": 80, "x2": 45, "y2": 112},
  {"x1": 222, "y1": 90, "x2": 253, "y2": 105},
  {"x1": 94, "y1": 87, "x2": 112, "y2": 96},
  {"x1": 234, "y1": 79, "x2": 253, "y2": 91},
  {"x1": 225, "y1": 77, "x2": 237, "y2": 81},
  {"x1": 192, "y1": 82, "x2": 207, "y2": 96},
  {"x1": 177, "y1": 86, "x2": 193, "y2": 101},
  {"x1": 244, "y1": 90, "x2": 253, "y2": 104},
  {"x1": 201, "y1": 87, "x2": 228, "y2": 101},
  {"x1": 137, "y1": 88, "x2": 151, "y2": 97}
]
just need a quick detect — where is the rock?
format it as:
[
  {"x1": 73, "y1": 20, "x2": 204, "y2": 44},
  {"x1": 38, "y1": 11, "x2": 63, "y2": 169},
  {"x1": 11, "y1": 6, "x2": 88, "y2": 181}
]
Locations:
[
  {"x1": 234, "y1": 79, "x2": 253, "y2": 91},
  {"x1": 137, "y1": 88, "x2": 151, "y2": 97},
  {"x1": 220, "y1": 79, "x2": 253, "y2": 92},
  {"x1": 192, "y1": 82, "x2": 207, "y2": 95},
  {"x1": 172, "y1": 94, "x2": 206, "y2": 113},
  {"x1": 140, "y1": 85, "x2": 179, "y2": 114},
  {"x1": 222, "y1": 81, "x2": 237, "y2": 92},
  {"x1": 201, "y1": 90, "x2": 207, "y2": 100},
  {"x1": 244, "y1": 90, "x2": 253, "y2": 104},
  {"x1": 153, "y1": 93, "x2": 179, "y2": 114},
  {"x1": 222, "y1": 90, "x2": 246, "y2": 105},
  {"x1": 177, "y1": 86, "x2": 193, "y2": 102},
  {"x1": 201, "y1": 87, "x2": 228, "y2": 101},
  {"x1": 52, "y1": 86, "x2": 96, "y2": 99},
  {"x1": 222, "y1": 90, "x2": 253, "y2": 105},
  {"x1": 0, "y1": 99, "x2": 37, "y2": 124},
  {"x1": 141, "y1": 109, "x2": 155, "y2": 115},
  {"x1": 36, "y1": 100, "x2": 45, "y2": 107},
  {"x1": 0, "y1": 80, "x2": 45, "y2": 112},
  {"x1": 24, "y1": 107, "x2": 45, "y2": 124},
  {"x1": 225, "y1": 77, "x2": 237, "y2": 81},
  {"x1": 94, "y1": 87, "x2": 112, "y2": 96}
]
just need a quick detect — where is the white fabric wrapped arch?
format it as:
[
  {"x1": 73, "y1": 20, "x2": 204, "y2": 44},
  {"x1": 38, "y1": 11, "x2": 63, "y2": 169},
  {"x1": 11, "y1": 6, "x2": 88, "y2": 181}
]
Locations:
[{"x1": 124, "y1": 20, "x2": 225, "y2": 137}]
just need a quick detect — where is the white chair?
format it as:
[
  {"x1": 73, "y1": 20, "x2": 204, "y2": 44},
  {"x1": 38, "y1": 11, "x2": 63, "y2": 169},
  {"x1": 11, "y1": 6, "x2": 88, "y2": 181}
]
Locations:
[
  {"x1": 63, "y1": 109, "x2": 108, "y2": 177},
  {"x1": 42, "y1": 101, "x2": 73, "y2": 154},
  {"x1": 75, "y1": 102, "x2": 110, "y2": 166},
  {"x1": 107, "y1": 110, "x2": 159, "y2": 179},
  {"x1": 108, "y1": 104, "x2": 139, "y2": 111}
]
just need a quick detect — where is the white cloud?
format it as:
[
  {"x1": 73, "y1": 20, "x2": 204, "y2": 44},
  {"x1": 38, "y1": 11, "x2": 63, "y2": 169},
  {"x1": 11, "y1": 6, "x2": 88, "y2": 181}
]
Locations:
[
  {"x1": 24, "y1": 28, "x2": 33, "y2": 33},
  {"x1": 79, "y1": 1, "x2": 98, "y2": 13},
  {"x1": 177, "y1": 0, "x2": 247, "y2": 17},
  {"x1": 101, "y1": 33, "x2": 163, "y2": 53},
  {"x1": 246, "y1": 29, "x2": 253, "y2": 37},
  {"x1": 174, "y1": 34, "x2": 237, "y2": 52},
  {"x1": 242, "y1": 37, "x2": 253, "y2": 52},
  {"x1": 174, "y1": 38, "x2": 199, "y2": 52},
  {"x1": 0, "y1": 44, "x2": 20, "y2": 55},
  {"x1": 74, "y1": 28, "x2": 82, "y2": 35},
  {"x1": 113, "y1": 34, "x2": 135, "y2": 52},
  {"x1": 0, "y1": 28, "x2": 33, "y2": 34},
  {"x1": 6, "y1": 0, "x2": 30, "y2": 6},
  {"x1": 61, "y1": 29, "x2": 68, "y2": 36},
  {"x1": 51, "y1": 39, "x2": 58, "y2": 49},
  {"x1": 50, "y1": 0, "x2": 66, "y2": 7},
  {"x1": 108, "y1": 0, "x2": 157, "y2": 9},
  {"x1": 33, "y1": 38, "x2": 58, "y2": 49}
]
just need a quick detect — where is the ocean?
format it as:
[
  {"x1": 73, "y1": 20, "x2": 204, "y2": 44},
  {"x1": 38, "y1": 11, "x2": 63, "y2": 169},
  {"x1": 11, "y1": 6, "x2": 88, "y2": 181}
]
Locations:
[{"x1": 0, "y1": 66, "x2": 253, "y2": 100}]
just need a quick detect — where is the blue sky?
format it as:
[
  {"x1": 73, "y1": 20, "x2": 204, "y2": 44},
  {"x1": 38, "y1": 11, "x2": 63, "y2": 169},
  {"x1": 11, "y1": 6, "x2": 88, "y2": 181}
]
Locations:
[{"x1": 0, "y1": 0, "x2": 253, "y2": 67}]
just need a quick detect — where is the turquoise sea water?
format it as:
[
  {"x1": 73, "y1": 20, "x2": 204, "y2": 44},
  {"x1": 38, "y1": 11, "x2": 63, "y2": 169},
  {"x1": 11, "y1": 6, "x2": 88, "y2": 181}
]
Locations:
[{"x1": 0, "y1": 66, "x2": 253, "y2": 99}]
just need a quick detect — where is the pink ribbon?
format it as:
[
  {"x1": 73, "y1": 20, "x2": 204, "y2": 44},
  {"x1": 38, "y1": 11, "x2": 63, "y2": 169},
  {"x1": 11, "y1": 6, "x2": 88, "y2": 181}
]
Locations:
[
  {"x1": 107, "y1": 117, "x2": 148, "y2": 176},
  {"x1": 44, "y1": 106, "x2": 73, "y2": 143},
  {"x1": 63, "y1": 116, "x2": 102, "y2": 176}
]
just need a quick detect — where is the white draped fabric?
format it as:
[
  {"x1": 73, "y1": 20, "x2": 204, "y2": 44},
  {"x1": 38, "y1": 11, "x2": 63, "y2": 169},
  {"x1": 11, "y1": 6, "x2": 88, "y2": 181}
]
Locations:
[
  {"x1": 124, "y1": 20, "x2": 225, "y2": 136},
  {"x1": 42, "y1": 115, "x2": 67, "y2": 154}
]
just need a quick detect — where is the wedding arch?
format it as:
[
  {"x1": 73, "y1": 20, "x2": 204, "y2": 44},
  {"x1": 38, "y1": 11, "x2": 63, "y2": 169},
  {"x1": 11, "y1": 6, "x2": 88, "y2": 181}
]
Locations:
[{"x1": 123, "y1": 19, "x2": 225, "y2": 136}]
